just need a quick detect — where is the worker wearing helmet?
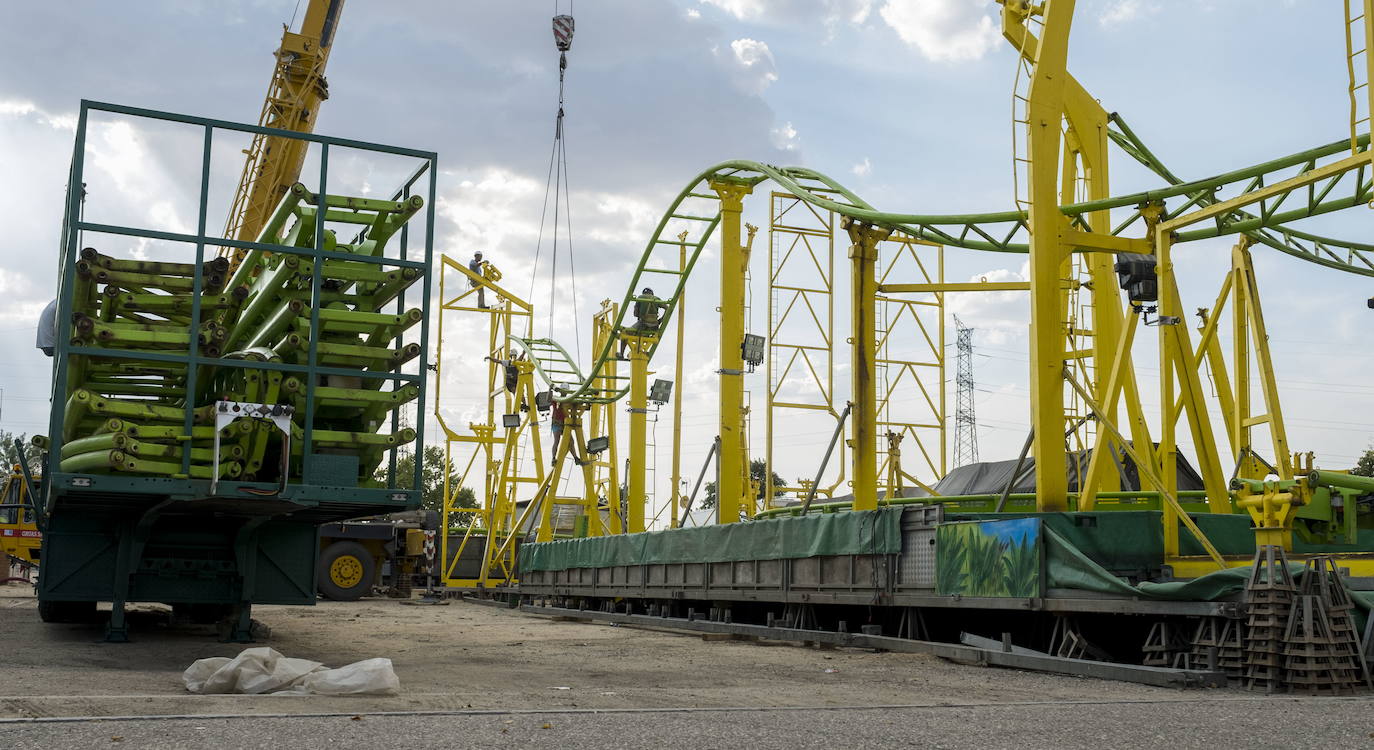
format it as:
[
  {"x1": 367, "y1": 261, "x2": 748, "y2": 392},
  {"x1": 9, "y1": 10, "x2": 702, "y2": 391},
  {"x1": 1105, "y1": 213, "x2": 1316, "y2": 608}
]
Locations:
[
  {"x1": 469, "y1": 251, "x2": 487, "y2": 309},
  {"x1": 618, "y1": 287, "x2": 663, "y2": 358}
]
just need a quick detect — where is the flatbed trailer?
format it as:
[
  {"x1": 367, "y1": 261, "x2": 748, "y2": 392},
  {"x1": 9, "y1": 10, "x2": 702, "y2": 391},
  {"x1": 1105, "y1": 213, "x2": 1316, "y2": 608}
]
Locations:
[
  {"x1": 514, "y1": 505, "x2": 1374, "y2": 678},
  {"x1": 34, "y1": 101, "x2": 437, "y2": 641}
]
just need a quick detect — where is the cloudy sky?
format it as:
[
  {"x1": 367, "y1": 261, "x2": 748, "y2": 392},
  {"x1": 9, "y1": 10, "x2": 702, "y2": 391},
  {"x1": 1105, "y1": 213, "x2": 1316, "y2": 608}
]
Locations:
[{"x1": 2, "y1": 0, "x2": 1370, "y2": 524}]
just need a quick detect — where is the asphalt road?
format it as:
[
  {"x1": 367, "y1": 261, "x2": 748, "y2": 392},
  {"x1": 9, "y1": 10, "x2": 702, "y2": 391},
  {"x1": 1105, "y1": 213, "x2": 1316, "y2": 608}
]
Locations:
[{"x1": 4, "y1": 698, "x2": 1373, "y2": 750}]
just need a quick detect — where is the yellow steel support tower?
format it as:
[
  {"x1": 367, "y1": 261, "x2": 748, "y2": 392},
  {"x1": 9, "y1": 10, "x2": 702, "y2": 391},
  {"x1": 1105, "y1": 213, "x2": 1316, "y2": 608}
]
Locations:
[
  {"x1": 712, "y1": 180, "x2": 754, "y2": 524},
  {"x1": 874, "y1": 234, "x2": 945, "y2": 494},
  {"x1": 589, "y1": 301, "x2": 623, "y2": 533},
  {"x1": 766, "y1": 193, "x2": 842, "y2": 503},
  {"x1": 435, "y1": 255, "x2": 545, "y2": 587}
]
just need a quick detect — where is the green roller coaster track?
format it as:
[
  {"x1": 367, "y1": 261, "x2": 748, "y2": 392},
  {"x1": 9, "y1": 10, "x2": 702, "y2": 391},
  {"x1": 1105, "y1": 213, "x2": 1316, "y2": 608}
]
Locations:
[{"x1": 515, "y1": 120, "x2": 1374, "y2": 408}]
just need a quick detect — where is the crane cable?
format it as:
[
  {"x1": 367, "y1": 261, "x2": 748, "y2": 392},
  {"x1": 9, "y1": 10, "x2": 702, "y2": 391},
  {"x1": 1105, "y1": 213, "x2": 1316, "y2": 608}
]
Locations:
[{"x1": 529, "y1": 2, "x2": 583, "y2": 364}]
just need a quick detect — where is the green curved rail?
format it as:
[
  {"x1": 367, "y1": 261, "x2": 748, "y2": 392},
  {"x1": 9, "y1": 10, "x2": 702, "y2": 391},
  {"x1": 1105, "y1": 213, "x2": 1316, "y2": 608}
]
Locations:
[
  {"x1": 517, "y1": 128, "x2": 1374, "y2": 406},
  {"x1": 1106, "y1": 114, "x2": 1374, "y2": 276},
  {"x1": 508, "y1": 335, "x2": 590, "y2": 398}
]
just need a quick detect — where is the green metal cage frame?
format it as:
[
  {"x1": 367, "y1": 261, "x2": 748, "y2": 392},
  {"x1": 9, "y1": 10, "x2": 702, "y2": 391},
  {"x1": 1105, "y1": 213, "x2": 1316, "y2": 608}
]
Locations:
[{"x1": 41, "y1": 100, "x2": 438, "y2": 513}]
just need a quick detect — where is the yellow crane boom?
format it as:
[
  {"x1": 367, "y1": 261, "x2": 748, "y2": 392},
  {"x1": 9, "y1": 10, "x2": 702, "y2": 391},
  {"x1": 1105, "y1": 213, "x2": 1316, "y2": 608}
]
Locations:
[{"x1": 221, "y1": 0, "x2": 345, "y2": 269}]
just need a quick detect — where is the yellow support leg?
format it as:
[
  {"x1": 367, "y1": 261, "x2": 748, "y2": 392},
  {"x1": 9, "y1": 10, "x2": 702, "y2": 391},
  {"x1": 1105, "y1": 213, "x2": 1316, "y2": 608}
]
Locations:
[
  {"x1": 627, "y1": 343, "x2": 649, "y2": 533},
  {"x1": 712, "y1": 180, "x2": 753, "y2": 524},
  {"x1": 1025, "y1": 0, "x2": 1076, "y2": 512},
  {"x1": 844, "y1": 217, "x2": 891, "y2": 512},
  {"x1": 571, "y1": 419, "x2": 604, "y2": 537}
]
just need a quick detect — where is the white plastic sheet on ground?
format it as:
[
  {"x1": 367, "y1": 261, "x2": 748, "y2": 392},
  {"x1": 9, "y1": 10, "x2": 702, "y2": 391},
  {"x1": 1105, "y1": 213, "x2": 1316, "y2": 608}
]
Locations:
[{"x1": 183, "y1": 647, "x2": 400, "y2": 695}]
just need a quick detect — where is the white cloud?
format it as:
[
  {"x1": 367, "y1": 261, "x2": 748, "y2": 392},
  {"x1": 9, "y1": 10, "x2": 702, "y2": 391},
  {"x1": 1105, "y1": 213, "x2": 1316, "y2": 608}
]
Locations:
[
  {"x1": 724, "y1": 38, "x2": 779, "y2": 94},
  {"x1": 437, "y1": 167, "x2": 543, "y2": 257},
  {"x1": 0, "y1": 98, "x2": 36, "y2": 117},
  {"x1": 945, "y1": 263, "x2": 1030, "y2": 346},
  {"x1": 770, "y1": 121, "x2": 801, "y2": 151},
  {"x1": 0, "y1": 98, "x2": 75, "y2": 131},
  {"x1": 700, "y1": 0, "x2": 873, "y2": 25},
  {"x1": 1098, "y1": 0, "x2": 1160, "y2": 26},
  {"x1": 878, "y1": 0, "x2": 999, "y2": 62},
  {"x1": 851, "y1": 157, "x2": 872, "y2": 176},
  {"x1": 686, "y1": 7, "x2": 702, "y2": 19},
  {"x1": 587, "y1": 193, "x2": 659, "y2": 246}
]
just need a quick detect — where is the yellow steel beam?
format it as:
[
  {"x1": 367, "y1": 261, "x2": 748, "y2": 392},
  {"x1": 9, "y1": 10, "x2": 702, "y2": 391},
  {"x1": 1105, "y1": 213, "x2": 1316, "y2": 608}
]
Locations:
[
  {"x1": 1062, "y1": 229, "x2": 1150, "y2": 254},
  {"x1": 712, "y1": 181, "x2": 754, "y2": 524},
  {"x1": 1153, "y1": 230, "x2": 1231, "y2": 519},
  {"x1": 671, "y1": 233, "x2": 688, "y2": 528},
  {"x1": 1190, "y1": 277, "x2": 1237, "y2": 454},
  {"x1": 878, "y1": 280, "x2": 1083, "y2": 293},
  {"x1": 626, "y1": 345, "x2": 649, "y2": 533},
  {"x1": 1023, "y1": 0, "x2": 1076, "y2": 511},
  {"x1": 1076, "y1": 311, "x2": 1138, "y2": 510},
  {"x1": 1233, "y1": 241, "x2": 1295, "y2": 481},
  {"x1": 570, "y1": 416, "x2": 604, "y2": 537},
  {"x1": 441, "y1": 255, "x2": 533, "y2": 313},
  {"x1": 1064, "y1": 371, "x2": 1227, "y2": 569},
  {"x1": 590, "y1": 301, "x2": 623, "y2": 534},
  {"x1": 1160, "y1": 152, "x2": 1367, "y2": 233},
  {"x1": 880, "y1": 281, "x2": 1027, "y2": 293}
]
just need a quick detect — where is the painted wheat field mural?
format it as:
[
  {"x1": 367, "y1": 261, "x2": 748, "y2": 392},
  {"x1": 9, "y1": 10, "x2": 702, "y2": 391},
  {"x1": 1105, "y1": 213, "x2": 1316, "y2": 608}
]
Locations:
[{"x1": 935, "y1": 518, "x2": 1043, "y2": 598}]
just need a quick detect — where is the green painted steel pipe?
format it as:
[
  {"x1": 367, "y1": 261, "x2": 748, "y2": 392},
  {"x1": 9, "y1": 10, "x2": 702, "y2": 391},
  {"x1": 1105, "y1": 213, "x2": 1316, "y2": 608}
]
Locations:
[
  {"x1": 751, "y1": 489, "x2": 1214, "y2": 519},
  {"x1": 369, "y1": 267, "x2": 422, "y2": 309},
  {"x1": 225, "y1": 182, "x2": 309, "y2": 292},
  {"x1": 59, "y1": 449, "x2": 127, "y2": 473},
  {"x1": 225, "y1": 255, "x2": 303, "y2": 351},
  {"x1": 1308, "y1": 470, "x2": 1374, "y2": 494},
  {"x1": 58, "y1": 433, "x2": 124, "y2": 459},
  {"x1": 243, "y1": 298, "x2": 304, "y2": 350}
]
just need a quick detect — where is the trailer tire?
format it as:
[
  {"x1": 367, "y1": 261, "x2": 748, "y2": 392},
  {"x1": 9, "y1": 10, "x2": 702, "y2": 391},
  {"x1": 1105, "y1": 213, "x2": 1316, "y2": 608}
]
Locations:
[
  {"x1": 37, "y1": 599, "x2": 97, "y2": 624},
  {"x1": 318, "y1": 541, "x2": 375, "y2": 601}
]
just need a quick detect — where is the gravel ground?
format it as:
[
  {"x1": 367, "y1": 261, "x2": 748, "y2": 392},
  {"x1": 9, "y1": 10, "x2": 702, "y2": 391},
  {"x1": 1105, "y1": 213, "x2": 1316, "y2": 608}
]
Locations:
[
  {"x1": 4, "y1": 701, "x2": 1373, "y2": 750},
  {"x1": 3, "y1": 585, "x2": 1371, "y2": 748}
]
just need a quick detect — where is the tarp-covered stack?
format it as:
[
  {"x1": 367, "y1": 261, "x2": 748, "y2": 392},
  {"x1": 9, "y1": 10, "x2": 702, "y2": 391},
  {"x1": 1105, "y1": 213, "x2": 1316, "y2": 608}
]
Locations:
[{"x1": 50, "y1": 183, "x2": 425, "y2": 487}]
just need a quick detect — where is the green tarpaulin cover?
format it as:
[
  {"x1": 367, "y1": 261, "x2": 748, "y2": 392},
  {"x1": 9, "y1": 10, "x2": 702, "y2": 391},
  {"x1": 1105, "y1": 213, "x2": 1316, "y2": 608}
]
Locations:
[
  {"x1": 519, "y1": 507, "x2": 902, "y2": 573},
  {"x1": 1047, "y1": 526, "x2": 1371, "y2": 624}
]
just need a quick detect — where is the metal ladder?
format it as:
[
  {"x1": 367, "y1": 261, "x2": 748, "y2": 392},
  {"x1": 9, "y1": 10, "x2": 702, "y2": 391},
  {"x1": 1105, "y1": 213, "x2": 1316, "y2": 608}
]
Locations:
[{"x1": 1346, "y1": 1, "x2": 1374, "y2": 155}]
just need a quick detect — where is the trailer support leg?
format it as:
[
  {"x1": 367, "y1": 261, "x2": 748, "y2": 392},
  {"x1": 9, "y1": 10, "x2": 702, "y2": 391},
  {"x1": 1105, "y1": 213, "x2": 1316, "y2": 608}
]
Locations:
[
  {"x1": 224, "y1": 518, "x2": 269, "y2": 643},
  {"x1": 105, "y1": 501, "x2": 171, "y2": 643},
  {"x1": 104, "y1": 519, "x2": 135, "y2": 643}
]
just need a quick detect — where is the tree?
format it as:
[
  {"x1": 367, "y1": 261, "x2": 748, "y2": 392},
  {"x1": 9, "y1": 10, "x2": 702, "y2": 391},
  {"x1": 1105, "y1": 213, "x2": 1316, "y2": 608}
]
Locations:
[
  {"x1": 1354, "y1": 448, "x2": 1374, "y2": 478},
  {"x1": 0, "y1": 431, "x2": 42, "y2": 475},
  {"x1": 378, "y1": 445, "x2": 477, "y2": 518},
  {"x1": 700, "y1": 458, "x2": 787, "y2": 510}
]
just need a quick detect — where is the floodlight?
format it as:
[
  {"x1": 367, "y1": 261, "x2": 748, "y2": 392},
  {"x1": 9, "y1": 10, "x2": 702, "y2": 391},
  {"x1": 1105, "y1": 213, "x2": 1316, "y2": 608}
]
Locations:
[
  {"x1": 741, "y1": 334, "x2": 766, "y2": 367},
  {"x1": 534, "y1": 391, "x2": 552, "y2": 411},
  {"x1": 501, "y1": 414, "x2": 521, "y2": 428},
  {"x1": 587, "y1": 436, "x2": 610, "y2": 454},
  {"x1": 649, "y1": 379, "x2": 673, "y2": 405}
]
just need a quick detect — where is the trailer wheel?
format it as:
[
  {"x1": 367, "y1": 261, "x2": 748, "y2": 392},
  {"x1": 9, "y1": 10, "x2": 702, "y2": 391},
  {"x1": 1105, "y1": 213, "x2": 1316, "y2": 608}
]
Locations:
[
  {"x1": 37, "y1": 599, "x2": 97, "y2": 624},
  {"x1": 318, "y1": 541, "x2": 375, "y2": 601}
]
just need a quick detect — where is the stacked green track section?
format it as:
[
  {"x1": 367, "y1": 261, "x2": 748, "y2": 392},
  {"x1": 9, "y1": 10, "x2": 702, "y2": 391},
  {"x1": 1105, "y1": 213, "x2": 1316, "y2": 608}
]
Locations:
[{"x1": 52, "y1": 183, "x2": 425, "y2": 487}]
